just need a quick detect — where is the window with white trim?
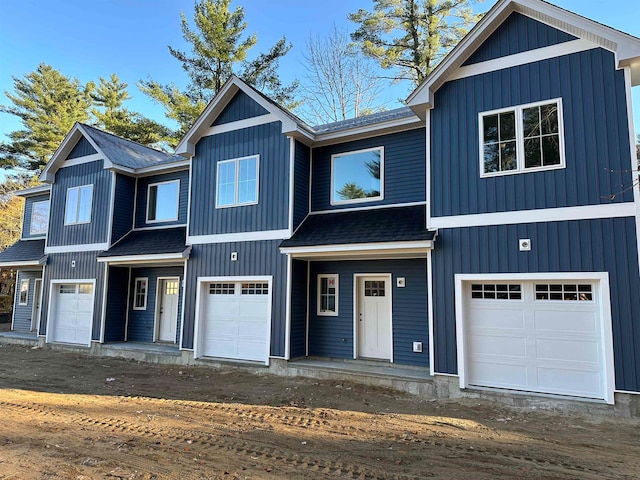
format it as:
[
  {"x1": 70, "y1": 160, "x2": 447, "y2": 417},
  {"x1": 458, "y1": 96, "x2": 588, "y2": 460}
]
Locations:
[
  {"x1": 65, "y1": 185, "x2": 93, "y2": 225},
  {"x1": 331, "y1": 147, "x2": 383, "y2": 205},
  {"x1": 147, "y1": 180, "x2": 180, "y2": 223},
  {"x1": 19, "y1": 279, "x2": 29, "y2": 305},
  {"x1": 471, "y1": 283, "x2": 522, "y2": 300},
  {"x1": 317, "y1": 274, "x2": 338, "y2": 316},
  {"x1": 216, "y1": 155, "x2": 259, "y2": 207},
  {"x1": 133, "y1": 278, "x2": 148, "y2": 310},
  {"x1": 30, "y1": 200, "x2": 49, "y2": 235},
  {"x1": 535, "y1": 283, "x2": 593, "y2": 301},
  {"x1": 480, "y1": 99, "x2": 564, "y2": 177}
]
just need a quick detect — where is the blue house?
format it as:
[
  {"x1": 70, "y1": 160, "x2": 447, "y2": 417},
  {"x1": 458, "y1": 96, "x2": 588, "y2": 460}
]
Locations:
[{"x1": 1, "y1": 0, "x2": 640, "y2": 407}]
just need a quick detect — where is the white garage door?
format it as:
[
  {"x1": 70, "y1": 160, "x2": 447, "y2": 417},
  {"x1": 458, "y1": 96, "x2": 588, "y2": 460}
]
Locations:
[
  {"x1": 201, "y1": 281, "x2": 270, "y2": 363},
  {"x1": 463, "y1": 280, "x2": 606, "y2": 400},
  {"x1": 50, "y1": 283, "x2": 94, "y2": 345}
]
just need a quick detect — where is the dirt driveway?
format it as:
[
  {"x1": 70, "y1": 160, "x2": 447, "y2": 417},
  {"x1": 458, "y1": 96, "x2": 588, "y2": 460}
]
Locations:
[{"x1": 0, "y1": 344, "x2": 639, "y2": 479}]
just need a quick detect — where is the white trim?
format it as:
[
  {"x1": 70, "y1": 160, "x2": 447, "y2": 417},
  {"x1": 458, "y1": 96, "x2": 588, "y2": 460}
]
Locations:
[
  {"x1": 215, "y1": 154, "x2": 260, "y2": 208},
  {"x1": 132, "y1": 177, "x2": 139, "y2": 231},
  {"x1": 202, "y1": 114, "x2": 279, "y2": 138},
  {"x1": 316, "y1": 274, "x2": 339, "y2": 316},
  {"x1": 615, "y1": 390, "x2": 640, "y2": 395},
  {"x1": 284, "y1": 254, "x2": 292, "y2": 360},
  {"x1": 133, "y1": 277, "x2": 149, "y2": 310},
  {"x1": 178, "y1": 260, "x2": 188, "y2": 349},
  {"x1": 330, "y1": 146, "x2": 384, "y2": 206},
  {"x1": 478, "y1": 98, "x2": 566, "y2": 178},
  {"x1": 305, "y1": 260, "x2": 310, "y2": 357},
  {"x1": 308, "y1": 148, "x2": 313, "y2": 216},
  {"x1": 187, "y1": 229, "x2": 290, "y2": 245},
  {"x1": 31, "y1": 278, "x2": 42, "y2": 332},
  {"x1": 450, "y1": 39, "x2": 598, "y2": 81},
  {"x1": 454, "y1": 272, "x2": 615, "y2": 404},
  {"x1": 425, "y1": 109, "x2": 431, "y2": 229},
  {"x1": 99, "y1": 264, "x2": 109, "y2": 344},
  {"x1": 426, "y1": 250, "x2": 435, "y2": 376},
  {"x1": 146, "y1": 179, "x2": 180, "y2": 223},
  {"x1": 0, "y1": 260, "x2": 43, "y2": 268},
  {"x1": 106, "y1": 171, "x2": 116, "y2": 247},
  {"x1": 18, "y1": 278, "x2": 29, "y2": 306},
  {"x1": 29, "y1": 200, "x2": 50, "y2": 236},
  {"x1": 18, "y1": 237, "x2": 46, "y2": 241},
  {"x1": 45, "y1": 279, "x2": 97, "y2": 348},
  {"x1": 133, "y1": 160, "x2": 190, "y2": 176},
  {"x1": 192, "y1": 275, "x2": 273, "y2": 365},
  {"x1": 623, "y1": 67, "x2": 640, "y2": 282},
  {"x1": 154, "y1": 276, "x2": 180, "y2": 343},
  {"x1": 281, "y1": 240, "x2": 433, "y2": 256},
  {"x1": 96, "y1": 250, "x2": 190, "y2": 265},
  {"x1": 314, "y1": 117, "x2": 422, "y2": 146},
  {"x1": 45, "y1": 243, "x2": 109, "y2": 254},
  {"x1": 353, "y1": 273, "x2": 393, "y2": 362},
  {"x1": 429, "y1": 203, "x2": 636, "y2": 229},
  {"x1": 309, "y1": 201, "x2": 427, "y2": 216},
  {"x1": 133, "y1": 224, "x2": 187, "y2": 231},
  {"x1": 124, "y1": 267, "x2": 132, "y2": 342},
  {"x1": 61, "y1": 153, "x2": 102, "y2": 167},
  {"x1": 185, "y1": 157, "x2": 193, "y2": 241},
  {"x1": 288, "y1": 137, "x2": 295, "y2": 235},
  {"x1": 36, "y1": 266, "x2": 45, "y2": 333},
  {"x1": 64, "y1": 184, "x2": 93, "y2": 226},
  {"x1": 14, "y1": 185, "x2": 51, "y2": 197}
]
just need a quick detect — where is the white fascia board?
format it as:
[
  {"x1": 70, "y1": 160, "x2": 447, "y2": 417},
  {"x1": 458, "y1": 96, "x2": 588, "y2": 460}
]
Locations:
[
  {"x1": 313, "y1": 117, "x2": 423, "y2": 147},
  {"x1": 0, "y1": 260, "x2": 42, "y2": 268},
  {"x1": 201, "y1": 114, "x2": 279, "y2": 138},
  {"x1": 61, "y1": 153, "x2": 103, "y2": 168},
  {"x1": 45, "y1": 243, "x2": 110, "y2": 254},
  {"x1": 280, "y1": 240, "x2": 434, "y2": 256},
  {"x1": 187, "y1": 229, "x2": 290, "y2": 245},
  {"x1": 13, "y1": 185, "x2": 51, "y2": 197},
  {"x1": 96, "y1": 250, "x2": 190, "y2": 265}
]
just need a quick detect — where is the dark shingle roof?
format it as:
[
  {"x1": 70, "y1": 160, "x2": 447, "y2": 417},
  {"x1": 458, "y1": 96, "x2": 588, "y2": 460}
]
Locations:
[
  {"x1": 0, "y1": 239, "x2": 46, "y2": 264},
  {"x1": 81, "y1": 124, "x2": 184, "y2": 170},
  {"x1": 280, "y1": 205, "x2": 434, "y2": 248},
  {"x1": 99, "y1": 227, "x2": 187, "y2": 258},
  {"x1": 312, "y1": 107, "x2": 417, "y2": 135}
]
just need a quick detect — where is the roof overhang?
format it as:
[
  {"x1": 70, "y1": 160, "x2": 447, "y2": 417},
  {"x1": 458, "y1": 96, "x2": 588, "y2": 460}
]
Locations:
[
  {"x1": 280, "y1": 240, "x2": 434, "y2": 261},
  {"x1": 0, "y1": 256, "x2": 47, "y2": 268},
  {"x1": 13, "y1": 185, "x2": 51, "y2": 197},
  {"x1": 96, "y1": 248, "x2": 191, "y2": 266},
  {"x1": 107, "y1": 159, "x2": 191, "y2": 177},
  {"x1": 407, "y1": 0, "x2": 640, "y2": 116},
  {"x1": 312, "y1": 116, "x2": 424, "y2": 147}
]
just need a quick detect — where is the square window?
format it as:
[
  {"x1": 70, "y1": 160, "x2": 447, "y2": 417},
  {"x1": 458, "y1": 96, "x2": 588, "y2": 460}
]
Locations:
[
  {"x1": 30, "y1": 201, "x2": 50, "y2": 235},
  {"x1": 216, "y1": 155, "x2": 259, "y2": 208},
  {"x1": 317, "y1": 274, "x2": 338, "y2": 316},
  {"x1": 331, "y1": 147, "x2": 383, "y2": 205},
  {"x1": 65, "y1": 185, "x2": 93, "y2": 225},
  {"x1": 147, "y1": 180, "x2": 180, "y2": 222},
  {"x1": 133, "y1": 278, "x2": 148, "y2": 310},
  {"x1": 19, "y1": 279, "x2": 29, "y2": 305}
]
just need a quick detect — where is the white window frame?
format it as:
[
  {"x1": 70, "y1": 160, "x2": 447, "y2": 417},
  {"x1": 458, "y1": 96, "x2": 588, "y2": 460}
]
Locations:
[
  {"x1": 29, "y1": 200, "x2": 50, "y2": 235},
  {"x1": 133, "y1": 277, "x2": 149, "y2": 311},
  {"x1": 330, "y1": 146, "x2": 385, "y2": 206},
  {"x1": 215, "y1": 154, "x2": 260, "y2": 208},
  {"x1": 146, "y1": 179, "x2": 180, "y2": 223},
  {"x1": 478, "y1": 98, "x2": 566, "y2": 178},
  {"x1": 317, "y1": 274, "x2": 339, "y2": 316},
  {"x1": 18, "y1": 279, "x2": 29, "y2": 306},
  {"x1": 64, "y1": 184, "x2": 93, "y2": 225}
]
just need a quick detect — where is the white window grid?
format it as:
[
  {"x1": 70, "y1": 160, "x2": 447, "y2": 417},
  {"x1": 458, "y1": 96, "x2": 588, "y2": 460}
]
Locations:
[
  {"x1": 317, "y1": 274, "x2": 339, "y2": 316},
  {"x1": 133, "y1": 277, "x2": 148, "y2": 310}
]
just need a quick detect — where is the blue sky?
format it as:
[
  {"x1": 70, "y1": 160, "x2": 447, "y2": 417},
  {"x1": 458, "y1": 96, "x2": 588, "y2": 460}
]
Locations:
[{"x1": 1, "y1": 0, "x2": 639, "y2": 144}]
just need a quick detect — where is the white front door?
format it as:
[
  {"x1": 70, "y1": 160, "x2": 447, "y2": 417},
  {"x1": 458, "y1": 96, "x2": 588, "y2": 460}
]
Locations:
[
  {"x1": 31, "y1": 279, "x2": 42, "y2": 332},
  {"x1": 357, "y1": 276, "x2": 391, "y2": 360},
  {"x1": 158, "y1": 278, "x2": 179, "y2": 342}
]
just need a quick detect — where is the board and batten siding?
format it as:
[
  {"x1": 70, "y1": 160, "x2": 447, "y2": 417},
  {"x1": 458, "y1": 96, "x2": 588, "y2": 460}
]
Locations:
[
  {"x1": 290, "y1": 259, "x2": 308, "y2": 359},
  {"x1": 111, "y1": 174, "x2": 135, "y2": 244},
  {"x1": 104, "y1": 266, "x2": 129, "y2": 342},
  {"x1": 431, "y1": 48, "x2": 633, "y2": 218},
  {"x1": 293, "y1": 141, "x2": 310, "y2": 230},
  {"x1": 431, "y1": 217, "x2": 640, "y2": 392},
  {"x1": 21, "y1": 193, "x2": 50, "y2": 239},
  {"x1": 212, "y1": 90, "x2": 269, "y2": 126},
  {"x1": 182, "y1": 240, "x2": 287, "y2": 356},
  {"x1": 134, "y1": 170, "x2": 189, "y2": 229},
  {"x1": 189, "y1": 122, "x2": 290, "y2": 236},
  {"x1": 310, "y1": 129, "x2": 426, "y2": 212},
  {"x1": 308, "y1": 259, "x2": 429, "y2": 367},
  {"x1": 48, "y1": 160, "x2": 112, "y2": 247},
  {"x1": 67, "y1": 136, "x2": 97, "y2": 159},
  {"x1": 12, "y1": 270, "x2": 43, "y2": 332},
  {"x1": 462, "y1": 12, "x2": 576, "y2": 66},
  {"x1": 40, "y1": 251, "x2": 105, "y2": 341}
]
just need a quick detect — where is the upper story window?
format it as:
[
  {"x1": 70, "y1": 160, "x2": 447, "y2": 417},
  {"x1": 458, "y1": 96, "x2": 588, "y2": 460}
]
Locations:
[
  {"x1": 331, "y1": 147, "x2": 384, "y2": 205},
  {"x1": 147, "y1": 179, "x2": 180, "y2": 223},
  {"x1": 216, "y1": 155, "x2": 259, "y2": 208},
  {"x1": 30, "y1": 200, "x2": 49, "y2": 235},
  {"x1": 479, "y1": 99, "x2": 565, "y2": 177},
  {"x1": 64, "y1": 184, "x2": 93, "y2": 225}
]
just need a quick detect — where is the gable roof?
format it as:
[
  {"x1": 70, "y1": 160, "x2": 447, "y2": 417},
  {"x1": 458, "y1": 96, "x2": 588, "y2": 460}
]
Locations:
[{"x1": 407, "y1": 0, "x2": 640, "y2": 113}]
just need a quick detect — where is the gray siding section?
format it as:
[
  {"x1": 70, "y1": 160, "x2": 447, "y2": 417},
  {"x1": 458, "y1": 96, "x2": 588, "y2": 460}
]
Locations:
[
  {"x1": 463, "y1": 12, "x2": 576, "y2": 66},
  {"x1": 290, "y1": 259, "x2": 307, "y2": 358},
  {"x1": 190, "y1": 122, "x2": 290, "y2": 235},
  {"x1": 134, "y1": 169, "x2": 189, "y2": 228},
  {"x1": 432, "y1": 217, "x2": 640, "y2": 392},
  {"x1": 67, "y1": 136, "x2": 97, "y2": 159},
  {"x1": 12, "y1": 270, "x2": 42, "y2": 332},
  {"x1": 311, "y1": 129, "x2": 425, "y2": 212},
  {"x1": 40, "y1": 251, "x2": 105, "y2": 341},
  {"x1": 104, "y1": 266, "x2": 129, "y2": 342},
  {"x1": 308, "y1": 259, "x2": 429, "y2": 367},
  {"x1": 111, "y1": 174, "x2": 135, "y2": 244},
  {"x1": 48, "y1": 160, "x2": 112, "y2": 246},
  {"x1": 293, "y1": 141, "x2": 310, "y2": 230},
  {"x1": 127, "y1": 265, "x2": 184, "y2": 343},
  {"x1": 212, "y1": 90, "x2": 269, "y2": 126},
  {"x1": 21, "y1": 193, "x2": 50, "y2": 239},
  {"x1": 182, "y1": 240, "x2": 287, "y2": 356},
  {"x1": 432, "y1": 48, "x2": 633, "y2": 217}
]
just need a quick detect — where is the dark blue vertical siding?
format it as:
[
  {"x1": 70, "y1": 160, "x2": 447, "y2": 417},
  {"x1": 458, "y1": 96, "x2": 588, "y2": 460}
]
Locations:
[
  {"x1": 134, "y1": 169, "x2": 189, "y2": 228},
  {"x1": 308, "y1": 259, "x2": 429, "y2": 367},
  {"x1": 67, "y1": 136, "x2": 97, "y2": 159},
  {"x1": 48, "y1": 160, "x2": 112, "y2": 246},
  {"x1": 21, "y1": 194, "x2": 50, "y2": 239},
  {"x1": 104, "y1": 266, "x2": 128, "y2": 342},
  {"x1": 212, "y1": 90, "x2": 269, "y2": 126},
  {"x1": 311, "y1": 129, "x2": 425, "y2": 212},
  {"x1": 190, "y1": 122, "x2": 290, "y2": 235},
  {"x1": 127, "y1": 265, "x2": 184, "y2": 343},
  {"x1": 293, "y1": 141, "x2": 310, "y2": 230},
  {"x1": 12, "y1": 270, "x2": 43, "y2": 332},
  {"x1": 290, "y1": 259, "x2": 308, "y2": 358},
  {"x1": 463, "y1": 12, "x2": 577, "y2": 65},
  {"x1": 182, "y1": 241, "x2": 287, "y2": 356},
  {"x1": 432, "y1": 217, "x2": 640, "y2": 392},
  {"x1": 111, "y1": 174, "x2": 135, "y2": 244},
  {"x1": 432, "y1": 48, "x2": 633, "y2": 217}
]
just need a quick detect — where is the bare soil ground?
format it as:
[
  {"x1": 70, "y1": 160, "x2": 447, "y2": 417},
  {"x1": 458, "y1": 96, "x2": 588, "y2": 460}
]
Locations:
[{"x1": 0, "y1": 344, "x2": 639, "y2": 479}]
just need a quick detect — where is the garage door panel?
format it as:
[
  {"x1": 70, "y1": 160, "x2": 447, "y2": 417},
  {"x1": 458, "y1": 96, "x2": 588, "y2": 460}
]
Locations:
[
  {"x1": 207, "y1": 299, "x2": 239, "y2": 315},
  {"x1": 536, "y1": 368, "x2": 602, "y2": 397},
  {"x1": 469, "y1": 308, "x2": 525, "y2": 330},
  {"x1": 535, "y1": 338, "x2": 600, "y2": 363},
  {"x1": 533, "y1": 310, "x2": 598, "y2": 333},
  {"x1": 469, "y1": 362, "x2": 527, "y2": 387},
  {"x1": 469, "y1": 334, "x2": 526, "y2": 357}
]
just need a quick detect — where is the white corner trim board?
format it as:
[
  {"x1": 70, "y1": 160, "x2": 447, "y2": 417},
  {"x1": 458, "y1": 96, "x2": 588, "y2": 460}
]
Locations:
[
  {"x1": 187, "y1": 229, "x2": 290, "y2": 245},
  {"x1": 45, "y1": 243, "x2": 110, "y2": 254}
]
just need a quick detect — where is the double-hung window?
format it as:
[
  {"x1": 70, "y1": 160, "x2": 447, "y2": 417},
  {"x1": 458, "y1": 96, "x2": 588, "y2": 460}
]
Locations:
[
  {"x1": 19, "y1": 279, "x2": 29, "y2": 305},
  {"x1": 479, "y1": 99, "x2": 565, "y2": 177},
  {"x1": 331, "y1": 147, "x2": 384, "y2": 205},
  {"x1": 65, "y1": 185, "x2": 93, "y2": 225},
  {"x1": 216, "y1": 155, "x2": 259, "y2": 208},
  {"x1": 30, "y1": 201, "x2": 50, "y2": 235},
  {"x1": 317, "y1": 274, "x2": 338, "y2": 316},
  {"x1": 147, "y1": 180, "x2": 180, "y2": 223},
  {"x1": 133, "y1": 278, "x2": 148, "y2": 310}
]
